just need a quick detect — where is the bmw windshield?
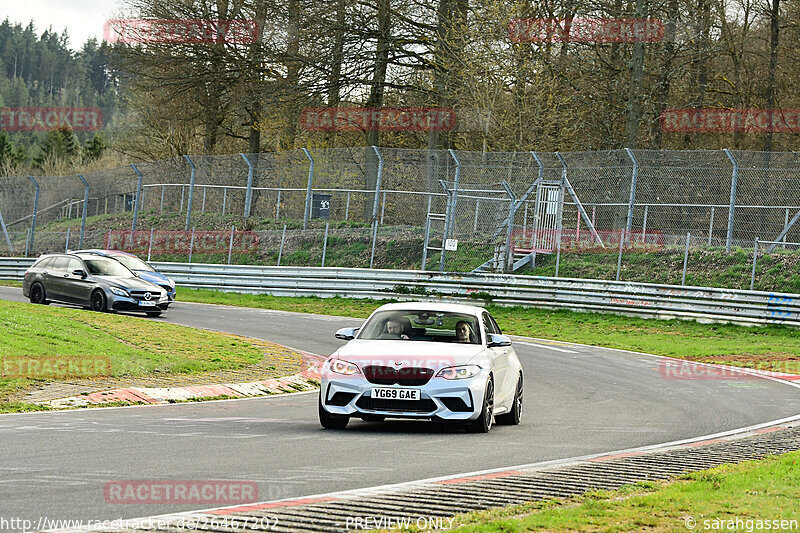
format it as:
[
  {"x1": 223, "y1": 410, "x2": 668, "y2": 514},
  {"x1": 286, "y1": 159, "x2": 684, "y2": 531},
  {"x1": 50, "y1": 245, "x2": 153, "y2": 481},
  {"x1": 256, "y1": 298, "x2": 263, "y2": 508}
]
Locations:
[{"x1": 357, "y1": 310, "x2": 481, "y2": 344}]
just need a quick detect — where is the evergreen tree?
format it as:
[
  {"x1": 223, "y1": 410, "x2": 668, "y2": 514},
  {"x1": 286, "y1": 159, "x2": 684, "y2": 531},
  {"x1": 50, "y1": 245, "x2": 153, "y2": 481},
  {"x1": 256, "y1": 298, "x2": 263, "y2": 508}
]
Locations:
[
  {"x1": 83, "y1": 132, "x2": 107, "y2": 162},
  {"x1": 34, "y1": 127, "x2": 80, "y2": 168},
  {"x1": 0, "y1": 130, "x2": 27, "y2": 168}
]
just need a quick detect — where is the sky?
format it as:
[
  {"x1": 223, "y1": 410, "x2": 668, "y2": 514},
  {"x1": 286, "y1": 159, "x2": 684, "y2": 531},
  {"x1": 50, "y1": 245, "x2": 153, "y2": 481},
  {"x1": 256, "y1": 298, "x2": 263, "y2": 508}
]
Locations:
[{"x1": 2, "y1": 0, "x2": 128, "y2": 50}]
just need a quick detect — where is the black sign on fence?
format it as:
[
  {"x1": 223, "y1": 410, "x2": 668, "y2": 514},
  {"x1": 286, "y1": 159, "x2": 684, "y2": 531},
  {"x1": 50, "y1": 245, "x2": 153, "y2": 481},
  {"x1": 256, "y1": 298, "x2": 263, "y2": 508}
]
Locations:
[{"x1": 311, "y1": 193, "x2": 331, "y2": 219}]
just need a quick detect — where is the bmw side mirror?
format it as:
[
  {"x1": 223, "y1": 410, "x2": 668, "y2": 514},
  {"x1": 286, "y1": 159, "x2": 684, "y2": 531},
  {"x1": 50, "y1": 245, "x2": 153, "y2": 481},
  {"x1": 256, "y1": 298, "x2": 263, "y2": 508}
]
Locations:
[
  {"x1": 72, "y1": 269, "x2": 87, "y2": 279},
  {"x1": 487, "y1": 334, "x2": 512, "y2": 347},
  {"x1": 335, "y1": 327, "x2": 359, "y2": 341}
]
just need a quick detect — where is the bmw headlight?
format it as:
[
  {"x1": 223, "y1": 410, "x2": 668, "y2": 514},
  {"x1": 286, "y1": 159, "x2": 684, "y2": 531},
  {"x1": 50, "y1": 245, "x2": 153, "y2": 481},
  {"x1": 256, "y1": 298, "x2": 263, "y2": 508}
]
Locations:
[
  {"x1": 436, "y1": 365, "x2": 481, "y2": 380},
  {"x1": 329, "y1": 359, "x2": 361, "y2": 375},
  {"x1": 109, "y1": 287, "x2": 130, "y2": 298}
]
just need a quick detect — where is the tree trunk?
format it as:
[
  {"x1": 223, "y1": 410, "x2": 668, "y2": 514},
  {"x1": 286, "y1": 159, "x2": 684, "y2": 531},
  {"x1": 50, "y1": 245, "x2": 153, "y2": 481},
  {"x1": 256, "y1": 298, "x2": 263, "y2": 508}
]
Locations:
[{"x1": 364, "y1": 0, "x2": 391, "y2": 221}]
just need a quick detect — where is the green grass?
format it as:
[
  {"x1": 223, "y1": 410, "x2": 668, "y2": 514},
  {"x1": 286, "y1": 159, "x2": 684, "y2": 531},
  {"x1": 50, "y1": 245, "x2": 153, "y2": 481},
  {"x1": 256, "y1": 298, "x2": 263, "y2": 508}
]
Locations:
[
  {"x1": 178, "y1": 288, "x2": 800, "y2": 372},
  {"x1": 430, "y1": 451, "x2": 800, "y2": 533},
  {"x1": 0, "y1": 299, "x2": 269, "y2": 411}
]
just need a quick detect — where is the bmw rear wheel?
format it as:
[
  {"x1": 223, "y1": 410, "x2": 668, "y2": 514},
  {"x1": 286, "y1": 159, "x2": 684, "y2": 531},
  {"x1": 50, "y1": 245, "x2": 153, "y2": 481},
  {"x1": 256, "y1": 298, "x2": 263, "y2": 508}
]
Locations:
[
  {"x1": 467, "y1": 377, "x2": 494, "y2": 433},
  {"x1": 496, "y1": 373, "x2": 523, "y2": 425}
]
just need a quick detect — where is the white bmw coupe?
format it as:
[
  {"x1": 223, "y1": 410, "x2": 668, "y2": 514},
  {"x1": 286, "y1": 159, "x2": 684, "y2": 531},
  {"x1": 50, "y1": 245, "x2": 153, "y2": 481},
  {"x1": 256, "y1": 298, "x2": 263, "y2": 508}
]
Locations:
[{"x1": 319, "y1": 302, "x2": 523, "y2": 433}]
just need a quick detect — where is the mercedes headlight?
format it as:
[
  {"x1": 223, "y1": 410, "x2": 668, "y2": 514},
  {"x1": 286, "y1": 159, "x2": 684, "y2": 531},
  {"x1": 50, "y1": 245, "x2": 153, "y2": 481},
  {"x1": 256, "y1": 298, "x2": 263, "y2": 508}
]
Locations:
[{"x1": 109, "y1": 287, "x2": 130, "y2": 297}]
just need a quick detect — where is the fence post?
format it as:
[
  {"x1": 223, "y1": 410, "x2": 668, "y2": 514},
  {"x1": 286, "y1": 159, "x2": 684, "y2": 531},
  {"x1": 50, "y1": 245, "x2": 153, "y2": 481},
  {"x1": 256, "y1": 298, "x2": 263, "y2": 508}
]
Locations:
[
  {"x1": 275, "y1": 190, "x2": 281, "y2": 220},
  {"x1": 241, "y1": 153, "x2": 254, "y2": 218},
  {"x1": 131, "y1": 164, "x2": 143, "y2": 232},
  {"x1": 24, "y1": 227, "x2": 30, "y2": 257},
  {"x1": 222, "y1": 187, "x2": 227, "y2": 215},
  {"x1": 76, "y1": 174, "x2": 90, "y2": 248},
  {"x1": 555, "y1": 153, "x2": 568, "y2": 276},
  {"x1": 147, "y1": 228, "x2": 154, "y2": 261},
  {"x1": 750, "y1": 238, "x2": 759, "y2": 291},
  {"x1": 438, "y1": 149, "x2": 461, "y2": 272},
  {"x1": 369, "y1": 146, "x2": 384, "y2": 269},
  {"x1": 228, "y1": 225, "x2": 235, "y2": 265},
  {"x1": 302, "y1": 148, "x2": 314, "y2": 230},
  {"x1": 444, "y1": 149, "x2": 461, "y2": 241},
  {"x1": 501, "y1": 182, "x2": 517, "y2": 272},
  {"x1": 624, "y1": 148, "x2": 639, "y2": 241},
  {"x1": 201, "y1": 187, "x2": 207, "y2": 213},
  {"x1": 708, "y1": 207, "x2": 715, "y2": 246},
  {"x1": 345, "y1": 191, "x2": 351, "y2": 220},
  {"x1": 188, "y1": 226, "x2": 195, "y2": 262},
  {"x1": 681, "y1": 232, "x2": 691, "y2": 285},
  {"x1": 184, "y1": 155, "x2": 196, "y2": 231},
  {"x1": 27, "y1": 176, "x2": 40, "y2": 251},
  {"x1": 321, "y1": 222, "x2": 329, "y2": 267},
  {"x1": 615, "y1": 232, "x2": 624, "y2": 281},
  {"x1": 65, "y1": 228, "x2": 70, "y2": 252},
  {"x1": 277, "y1": 224, "x2": 287, "y2": 266},
  {"x1": 723, "y1": 149, "x2": 738, "y2": 252},
  {"x1": 0, "y1": 204, "x2": 13, "y2": 252},
  {"x1": 641, "y1": 204, "x2": 648, "y2": 243},
  {"x1": 422, "y1": 212, "x2": 432, "y2": 271}
]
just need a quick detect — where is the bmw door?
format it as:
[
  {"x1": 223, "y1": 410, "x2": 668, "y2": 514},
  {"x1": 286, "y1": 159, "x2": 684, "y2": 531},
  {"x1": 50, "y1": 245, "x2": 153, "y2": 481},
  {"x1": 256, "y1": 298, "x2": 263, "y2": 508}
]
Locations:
[{"x1": 483, "y1": 312, "x2": 511, "y2": 403}]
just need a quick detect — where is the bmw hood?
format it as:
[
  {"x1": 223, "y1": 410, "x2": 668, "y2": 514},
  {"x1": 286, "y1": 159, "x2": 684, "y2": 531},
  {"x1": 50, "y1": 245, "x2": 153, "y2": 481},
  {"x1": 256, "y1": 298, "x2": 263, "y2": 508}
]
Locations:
[{"x1": 332, "y1": 340, "x2": 485, "y2": 371}]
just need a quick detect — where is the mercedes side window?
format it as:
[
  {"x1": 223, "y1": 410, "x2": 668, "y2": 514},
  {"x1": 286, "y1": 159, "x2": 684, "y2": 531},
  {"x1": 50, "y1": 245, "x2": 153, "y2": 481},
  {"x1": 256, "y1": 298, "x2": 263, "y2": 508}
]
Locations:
[
  {"x1": 34, "y1": 257, "x2": 55, "y2": 270},
  {"x1": 66, "y1": 258, "x2": 83, "y2": 276},
  {"x1": 51, "y1": 256, "x2": 69, "y2": 273}
]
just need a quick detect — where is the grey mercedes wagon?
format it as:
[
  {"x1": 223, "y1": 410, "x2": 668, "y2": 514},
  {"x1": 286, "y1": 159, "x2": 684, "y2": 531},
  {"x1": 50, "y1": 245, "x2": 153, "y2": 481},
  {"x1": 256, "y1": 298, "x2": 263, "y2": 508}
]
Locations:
[{"x1": 23, "y1": 252, "x2": 169, "y2": 316}]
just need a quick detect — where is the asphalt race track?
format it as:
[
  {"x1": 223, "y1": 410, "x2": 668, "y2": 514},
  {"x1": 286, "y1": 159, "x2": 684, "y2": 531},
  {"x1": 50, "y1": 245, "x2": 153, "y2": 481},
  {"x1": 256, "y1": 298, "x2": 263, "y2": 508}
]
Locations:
[{"x1": 2, "y1": 285, "x2": 800, "y2": 529}]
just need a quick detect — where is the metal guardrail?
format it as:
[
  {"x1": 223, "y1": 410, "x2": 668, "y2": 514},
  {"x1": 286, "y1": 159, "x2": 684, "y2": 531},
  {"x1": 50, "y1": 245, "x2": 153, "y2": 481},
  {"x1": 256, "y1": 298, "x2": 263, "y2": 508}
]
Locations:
[{"x1": 1, "y1": 257, "x2": 798, "y2": 327}]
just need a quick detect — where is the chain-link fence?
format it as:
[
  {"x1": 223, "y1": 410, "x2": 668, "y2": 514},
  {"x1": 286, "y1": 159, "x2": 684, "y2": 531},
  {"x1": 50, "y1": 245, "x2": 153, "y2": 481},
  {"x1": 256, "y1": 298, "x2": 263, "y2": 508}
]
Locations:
[{"x1": 2, "y1": 148, "x2": 800, "y2": 294}]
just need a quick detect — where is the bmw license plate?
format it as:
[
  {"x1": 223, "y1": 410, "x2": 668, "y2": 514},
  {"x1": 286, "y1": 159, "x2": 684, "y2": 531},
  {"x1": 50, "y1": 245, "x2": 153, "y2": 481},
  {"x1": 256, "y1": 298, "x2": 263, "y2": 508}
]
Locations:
[
  {"x1": 138, "y1": 301, "x2": 156, "y2": 307},
  {"x1": 371, "y1": 387, "x2": 420, "y2": 400}
]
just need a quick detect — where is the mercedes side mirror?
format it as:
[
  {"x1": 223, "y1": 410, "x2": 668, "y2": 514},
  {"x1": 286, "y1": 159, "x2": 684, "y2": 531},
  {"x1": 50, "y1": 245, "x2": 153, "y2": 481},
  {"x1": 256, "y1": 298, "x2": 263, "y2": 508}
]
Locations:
[
  {"x1": 72, "y1": 269, "x2": 87, "y2": 279},
  {"x1": 487, "y1": 334, "x2": 512, "y2": 347},
  {"x1": 335, "y1": 327, "x2": 359, "y2": 341}
]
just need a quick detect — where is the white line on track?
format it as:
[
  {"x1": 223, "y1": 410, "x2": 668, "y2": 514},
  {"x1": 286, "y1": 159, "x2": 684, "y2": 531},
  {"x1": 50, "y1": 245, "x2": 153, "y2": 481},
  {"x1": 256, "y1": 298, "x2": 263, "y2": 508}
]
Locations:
[{"x1": 514, "y1": 341, "x2": 577, "y2": 353}]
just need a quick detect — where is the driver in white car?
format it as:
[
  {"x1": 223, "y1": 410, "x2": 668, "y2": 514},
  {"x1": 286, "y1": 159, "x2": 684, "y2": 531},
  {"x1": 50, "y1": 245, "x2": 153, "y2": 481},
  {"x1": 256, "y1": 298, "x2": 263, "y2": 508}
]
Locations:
[{"x1": 381, "y1": 318, "x2": 411, "y2": 340}]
